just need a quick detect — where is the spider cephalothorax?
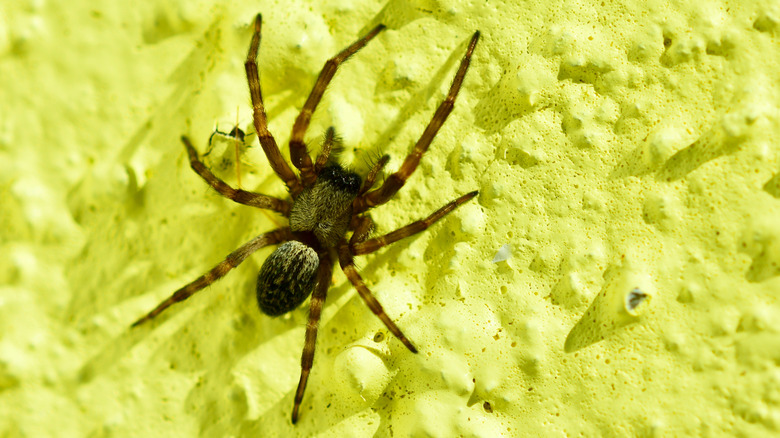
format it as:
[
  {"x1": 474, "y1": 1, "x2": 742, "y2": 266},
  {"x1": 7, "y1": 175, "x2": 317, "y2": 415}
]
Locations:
[
  {"x1": 289, "y1": 163, "x2": 361, "y2": 247},
  {"x1": 132, "y1": 13, "x2": 480, "y2": 424}
]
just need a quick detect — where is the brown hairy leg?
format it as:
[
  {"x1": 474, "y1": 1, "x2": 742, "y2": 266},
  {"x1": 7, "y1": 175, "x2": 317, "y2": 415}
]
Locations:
[
  {"x1": 181, "y1": 136, "x2": 291, "y2": 216},
  {"x1": 131, "y1": 228, "x2": 292, "y2": 327},
  {"x1": 245, "y1": 14, "x2": 302, "y2": 196},
  {"x1": 292, "y1": 252, "x2": 334, "y2": 424},
  {"x1": 352, "y1": 191, "x2": 478, "y2": 256},
  {"x1": 290, "y1": 23, "x2": 386, "y2": 186},
  {"x1": 337, "y1": 241, "x2": 417, "y2": 353}
]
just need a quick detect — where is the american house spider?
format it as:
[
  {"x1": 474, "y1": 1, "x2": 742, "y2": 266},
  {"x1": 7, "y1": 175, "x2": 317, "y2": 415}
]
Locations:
[{"x1": 132, "y1": 13, "x2": 480, "y2": 424}]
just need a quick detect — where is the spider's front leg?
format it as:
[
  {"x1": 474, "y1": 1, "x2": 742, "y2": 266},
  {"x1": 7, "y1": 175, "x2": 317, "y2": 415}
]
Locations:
[
  {"x1": 290, "y1": 24, "x2": 386, "y2": 186},
  {"x1": 245, "y1": 14, "x2": 302, "y2": 195}
]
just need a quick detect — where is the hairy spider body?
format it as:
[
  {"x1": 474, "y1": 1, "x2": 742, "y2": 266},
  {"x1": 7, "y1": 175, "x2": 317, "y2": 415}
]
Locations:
[
  {"x1": 132, "y1": 13, "x2": 480, "y2": 424},
  {"x1": 258, "y1": 164, "x2": 361, "y2": 315}
]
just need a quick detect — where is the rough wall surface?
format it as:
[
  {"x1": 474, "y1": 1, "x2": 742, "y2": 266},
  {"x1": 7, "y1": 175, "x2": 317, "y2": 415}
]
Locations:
[{"x1": 1, "y1": 0, "x2": 779, "y2": 436}]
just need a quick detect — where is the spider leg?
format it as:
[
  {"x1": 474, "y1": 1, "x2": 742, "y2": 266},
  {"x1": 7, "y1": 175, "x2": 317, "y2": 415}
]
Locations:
[
  {"x1": 349, "y1": 215, "x2": 375, "y2": 245},
  {"x1": 313, "y1": 127, "x2": 336, "y2": 175},
  {"x1": 131, "y1": 227, "x2": 291, "y2": 327},
  {"x1": 292, "y1": 252, "x2": 334, "y2": 424},
  {"x1": 354, "y1": 31, "x2": 480, "y2": 213},
  {"x1": 337, "y1": 240, "x2": 417, "y2": 353},
  {"x1": 290, "y1": 23, "x2": 385, "y2": 187},
  {"x1": 182, "y1": 136, "x2": 291, "y2": 216},
  {"x1": 245, "y1": 14, "x2": 302, "y2": 196},
  {"x1": 352, "y1": 191, "x2": 477, "y2": 256}
]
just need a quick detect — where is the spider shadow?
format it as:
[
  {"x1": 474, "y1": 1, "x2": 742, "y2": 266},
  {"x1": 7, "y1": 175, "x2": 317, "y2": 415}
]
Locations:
[
  {"x1": 63, "y1": 16, "x2": 226, "y2": 324},
  {"x1": 75, "y1": 264, "x2": 274, "y2": 382},
  {"x1": 76, "y1": 205, "x2": 458, "y2": 434}
]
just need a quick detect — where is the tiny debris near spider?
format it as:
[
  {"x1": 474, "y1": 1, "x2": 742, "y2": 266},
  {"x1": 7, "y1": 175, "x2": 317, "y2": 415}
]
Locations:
[
  {"x1": 131, "y1": 13, "x2": 480, "y2": 424},
  {"x1": 207, "y1": 125, "x2": 247, "y2": 146}
]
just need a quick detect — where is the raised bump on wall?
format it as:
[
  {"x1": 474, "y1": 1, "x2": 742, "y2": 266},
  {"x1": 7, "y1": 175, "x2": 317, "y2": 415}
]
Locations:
[
  {"x1": 739, "y1": 214, "x2": 780, "y2": 283},
  {"x1": 564, "y1": 269, "x2": 654, "y2": 353}
]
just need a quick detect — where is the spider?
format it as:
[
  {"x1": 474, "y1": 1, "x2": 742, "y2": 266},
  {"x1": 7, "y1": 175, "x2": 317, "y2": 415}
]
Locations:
[{"x1": 131, "y1": 13, "x2": 480, "y2": 424}]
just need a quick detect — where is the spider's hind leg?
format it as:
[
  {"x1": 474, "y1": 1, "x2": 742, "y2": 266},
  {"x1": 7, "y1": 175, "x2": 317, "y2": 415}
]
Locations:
[
  {"x1": 131, "y1": 227, "x2": 291, "y2": 327},
  {"x1": 292, "y1": 253, "x2": 334, "y2": 424},
  {"x1": 336, "y1": 241, "x2": 418, "y2": 353}
]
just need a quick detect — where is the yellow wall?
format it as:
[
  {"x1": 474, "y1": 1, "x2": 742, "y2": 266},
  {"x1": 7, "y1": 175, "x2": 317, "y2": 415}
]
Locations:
[{"x1": 1, "y1": 0, "x2": 779, "y2": 436}]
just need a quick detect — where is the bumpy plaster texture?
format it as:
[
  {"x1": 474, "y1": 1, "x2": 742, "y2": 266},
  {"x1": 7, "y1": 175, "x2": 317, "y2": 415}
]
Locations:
[{"x1": 2, "y1": 0, "x2": 780, "y2": 436}]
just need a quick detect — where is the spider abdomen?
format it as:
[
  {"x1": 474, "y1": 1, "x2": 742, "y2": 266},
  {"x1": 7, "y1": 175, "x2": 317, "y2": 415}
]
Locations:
[{"x1": 256, "y1": 241, "x2": 319, "y2": 316}]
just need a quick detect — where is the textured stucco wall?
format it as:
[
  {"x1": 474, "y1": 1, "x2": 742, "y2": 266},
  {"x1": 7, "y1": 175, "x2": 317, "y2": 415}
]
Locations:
[{"x1": 2, "y1": 0, "x2": 780, "y2": 436}]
